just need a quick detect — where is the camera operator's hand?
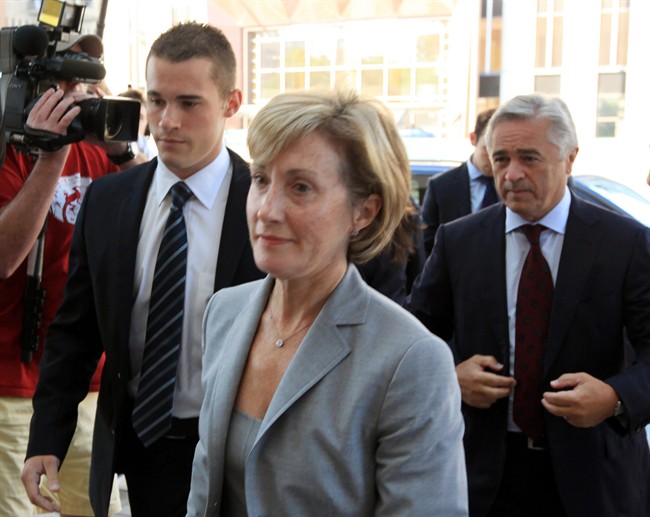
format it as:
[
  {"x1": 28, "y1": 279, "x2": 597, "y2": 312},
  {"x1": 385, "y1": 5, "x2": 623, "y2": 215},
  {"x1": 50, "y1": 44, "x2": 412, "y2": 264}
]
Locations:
[
  {"x1": 66, "y1": 87, "x2": 147, "y2": 168},
  {"x1": 0, "y1": 88, "x2": 77, "y2": 278},
  {"x1": 26, "y1": 87, "x2": 81, "y2": 138},
  {"x1": 87, "y1": 79, "x2": 113, "y2": 97}
]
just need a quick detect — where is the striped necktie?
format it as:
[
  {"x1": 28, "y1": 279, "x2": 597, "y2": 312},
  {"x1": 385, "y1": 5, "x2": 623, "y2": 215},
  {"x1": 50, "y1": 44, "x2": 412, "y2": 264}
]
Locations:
[{"x1": 132, "y1": 181, "x2": 193, "y2": 447}]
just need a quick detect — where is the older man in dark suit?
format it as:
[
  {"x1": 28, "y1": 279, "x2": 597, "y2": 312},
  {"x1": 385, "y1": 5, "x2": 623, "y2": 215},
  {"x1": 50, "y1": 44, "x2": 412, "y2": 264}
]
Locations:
[
  {"x1": 421, "y1": 108, "x2": 496, "y2": 254},
  {"x1": 406, "y1": 94, "x2": 650, "y2": 516},
  {"x1": 22, "y1": 23, "x2": 263, "y2": 517}
]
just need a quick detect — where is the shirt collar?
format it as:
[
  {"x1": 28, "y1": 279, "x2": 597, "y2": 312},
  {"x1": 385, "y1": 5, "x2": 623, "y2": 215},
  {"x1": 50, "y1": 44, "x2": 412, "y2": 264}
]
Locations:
[
  {"x1": 154, "y1": 145, "x2": 230, "y2": 210},
  {"x1": 505, "y1": 185, "x2": 572, "y2": 235},
  {"x1": 466, "y1": 156, "x2": 483, "y2": 180}
]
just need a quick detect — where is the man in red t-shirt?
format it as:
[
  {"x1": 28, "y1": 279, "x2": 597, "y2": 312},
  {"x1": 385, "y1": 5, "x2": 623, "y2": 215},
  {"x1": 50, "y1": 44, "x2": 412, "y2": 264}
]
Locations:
[{"x1": 0, "y1": 33, "x2": 145, "y2": 516}]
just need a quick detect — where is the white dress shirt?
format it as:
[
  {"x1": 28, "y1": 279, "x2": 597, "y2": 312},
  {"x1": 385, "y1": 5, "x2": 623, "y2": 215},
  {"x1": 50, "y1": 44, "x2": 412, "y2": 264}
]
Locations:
[
  {"x1": 128, "y1": 146, "x2": 232, "y2": 418},
  {"x1": 504, "y1": 186, "x2": 571, "y2": 432}
]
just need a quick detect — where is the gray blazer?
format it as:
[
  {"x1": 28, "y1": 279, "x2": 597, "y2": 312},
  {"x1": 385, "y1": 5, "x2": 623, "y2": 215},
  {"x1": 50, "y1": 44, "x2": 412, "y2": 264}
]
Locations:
[{"x1": 187, "y1": 265, "x2": 468, "y2": 516}]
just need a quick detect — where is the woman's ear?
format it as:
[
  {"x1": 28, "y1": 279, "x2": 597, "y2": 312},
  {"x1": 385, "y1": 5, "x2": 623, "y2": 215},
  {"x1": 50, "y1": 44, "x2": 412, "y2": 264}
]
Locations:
[{"x1": 353, "y1": 194, "x2": 382, "y2": 232}]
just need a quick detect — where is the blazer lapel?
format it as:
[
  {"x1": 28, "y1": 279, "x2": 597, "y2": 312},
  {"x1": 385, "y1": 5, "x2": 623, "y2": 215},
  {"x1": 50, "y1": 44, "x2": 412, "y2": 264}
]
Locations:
[
  {"x1": 256, "y1": 266, "x2": 367, "y2": 439},
  {"x1": 211, "y1": 278, "x2": 273, "y2": 424},
  {"x1": 114, "y1": 161, "x2": 156, "y2": 378},
  {"x1": 478, "y1": 207, "x2": 511, "y2": 366},
  {"x1": 214, "y1": 150, "x2": 251, "y2": 291},
  {"x1": 203, "y1": 278, "x2": 272, "y2": 509},
  {"x1": 544, "y1": 195, "x2": 601, "y2": 373},
  {"x1": 456, "y1": 163, "x2": 472, "y2": 217}
]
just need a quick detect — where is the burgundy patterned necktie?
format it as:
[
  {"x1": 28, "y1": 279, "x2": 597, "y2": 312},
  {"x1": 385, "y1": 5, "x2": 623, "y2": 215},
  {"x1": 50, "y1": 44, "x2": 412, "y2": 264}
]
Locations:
[{"x1": 513, "y1": 224, "x2": 554, "y2": 441}]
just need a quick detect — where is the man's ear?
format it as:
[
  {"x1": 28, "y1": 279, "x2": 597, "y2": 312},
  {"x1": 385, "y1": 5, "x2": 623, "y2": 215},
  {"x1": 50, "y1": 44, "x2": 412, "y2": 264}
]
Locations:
[
  {"x1": 223, "y1": 89, "x2": 242, "y2": 118},
  {"x1": 565, "y1": 147, "x2": 579, "y2": 175},
  {"x1": 469, "y1": 131, "x2": 478, "y2": 146}
]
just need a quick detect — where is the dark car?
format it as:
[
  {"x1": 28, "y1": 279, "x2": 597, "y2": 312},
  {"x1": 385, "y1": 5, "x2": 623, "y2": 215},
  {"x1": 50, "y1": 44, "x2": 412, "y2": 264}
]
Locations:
[
  {"x1": 409, "y1": 160, "x2": 462, "y2": 205},
  {"x1": 571, "y1": 175, "x2": 650, "y2": 227}
]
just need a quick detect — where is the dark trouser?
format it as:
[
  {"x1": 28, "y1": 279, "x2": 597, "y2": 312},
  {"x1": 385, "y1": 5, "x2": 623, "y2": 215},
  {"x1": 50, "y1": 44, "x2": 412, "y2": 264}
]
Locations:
[
  {"x1": 120, "y1": 416, "x2": 199, "y2": 517},
  {"x1": 487, "y1": 433, "x2": 567, "y2": 517}
]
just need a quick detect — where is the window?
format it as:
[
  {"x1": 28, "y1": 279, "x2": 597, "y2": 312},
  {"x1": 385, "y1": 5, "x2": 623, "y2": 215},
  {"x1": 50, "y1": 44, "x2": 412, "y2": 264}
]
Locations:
[
  {"x1": 596, "y1": 0, "x2": 628, "y2": 137},
  {"x1": 478, "y1": 0, "x2": 502, "y2": 101},
  {"x1": 535, "y1": 0, "x2": 564, "y2": 69},
  {"x1": 245, "y1": 19, "x2": 454, "y2": 135},
  {"x1": 599, "y1": 0, "x2": 629, "y2": 66},
  {"x1": 596, "y1": 72, "x2": 625, "y2": 137}
]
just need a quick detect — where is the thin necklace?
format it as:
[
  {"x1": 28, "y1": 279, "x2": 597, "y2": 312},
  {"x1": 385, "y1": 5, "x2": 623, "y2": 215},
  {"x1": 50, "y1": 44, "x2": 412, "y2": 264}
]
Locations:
[{"x1": 269, "y1": 312, "x2": 312, "y2": 348}]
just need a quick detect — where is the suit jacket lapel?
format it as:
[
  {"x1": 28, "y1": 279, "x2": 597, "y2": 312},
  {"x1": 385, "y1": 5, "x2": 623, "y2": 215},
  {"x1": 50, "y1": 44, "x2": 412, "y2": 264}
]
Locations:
[
  {"x1": 477, "y1": 207, "x2": 511, "y2": 366},
  {"x1": 256, "y1": 266, "x2": 366, "y2": 440},
  {"x1": 114, "y1": 160, "x2": 156, "y2": 378},
  {"x1": 214, "y1": 150, "x2": 251, "y2": 291},
  {"x1": 456, "y1": 163, "x2": 472, "y2": 217},
  {"x1": 544, "y1": 195, "x2": 601, "y2": 373},
  {"x1": 211, "y1": 278, "x2": 272, "y2": 426},
  {"x1": 115, "y1": 161, "x2": 156, "y2": 279},
  {"x1": 203, "y1": 278, "x2": 271, "y2": 508}
]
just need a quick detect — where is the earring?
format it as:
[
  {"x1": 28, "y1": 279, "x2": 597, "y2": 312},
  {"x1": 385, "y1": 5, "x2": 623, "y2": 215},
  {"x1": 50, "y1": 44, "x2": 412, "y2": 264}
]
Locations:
[{"x1": 350, "y1": 229, "x2": 359, "y2": 237}]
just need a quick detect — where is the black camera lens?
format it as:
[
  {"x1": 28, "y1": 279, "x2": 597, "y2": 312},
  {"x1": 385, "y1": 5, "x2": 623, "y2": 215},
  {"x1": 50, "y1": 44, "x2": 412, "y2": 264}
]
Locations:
[
  {"x1": 74, "y1": 97, "x2": 139, "y2": 141},
  {"x1": 104, "y1": 103, "x2": 123, "y2": 140}
]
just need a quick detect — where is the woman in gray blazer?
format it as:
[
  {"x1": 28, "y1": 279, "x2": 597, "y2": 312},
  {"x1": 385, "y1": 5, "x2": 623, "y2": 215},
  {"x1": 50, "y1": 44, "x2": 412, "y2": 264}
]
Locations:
[{"x1": 187, "y1": 90, "x2": 468, "y2": 516}]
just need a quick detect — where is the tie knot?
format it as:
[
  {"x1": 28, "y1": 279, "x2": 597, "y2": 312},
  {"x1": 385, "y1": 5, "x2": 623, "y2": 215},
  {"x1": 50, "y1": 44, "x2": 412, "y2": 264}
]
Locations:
[
  {"x1": 520, "y1": 224, "x2": 546, "y2": 245},
  {"x1": 476, "y1": 174, "x2": 492, "y2": 185},
  {"x1": 170, "y1": 182, "x2": 193, "y2": 211}
]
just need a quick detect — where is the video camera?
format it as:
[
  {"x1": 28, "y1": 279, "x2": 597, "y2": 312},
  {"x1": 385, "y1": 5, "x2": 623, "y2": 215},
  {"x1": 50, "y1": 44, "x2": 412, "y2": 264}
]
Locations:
[{"x1": 0, "y1": 0, "x2": 139, "y2": 164}]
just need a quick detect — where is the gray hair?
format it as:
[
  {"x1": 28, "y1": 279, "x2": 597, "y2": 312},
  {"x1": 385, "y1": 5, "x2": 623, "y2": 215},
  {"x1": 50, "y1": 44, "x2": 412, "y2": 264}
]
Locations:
[{"x1": 485, "y1": 94, "x2": 579, "y2": 159}]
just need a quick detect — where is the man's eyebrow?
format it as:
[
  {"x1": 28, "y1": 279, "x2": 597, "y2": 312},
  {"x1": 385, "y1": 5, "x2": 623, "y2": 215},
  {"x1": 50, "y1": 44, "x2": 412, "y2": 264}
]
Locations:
[
  {"x1": 492, "y1": 148, "x2": 542, "y2": 156},
  {"x1": 145, "y1": 91, "x2": 203, "y2": 101},
  {"x1": 176, "y1": 95, "x2": 203, "y2": 101},
  {"x1": 516, "y1": 148, "x2": 542, "y2": 156}
]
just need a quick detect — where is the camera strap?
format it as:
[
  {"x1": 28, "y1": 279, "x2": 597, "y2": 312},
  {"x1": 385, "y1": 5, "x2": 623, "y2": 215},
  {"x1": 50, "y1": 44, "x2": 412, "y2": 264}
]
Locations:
[
  {"x1": 22, "y1": 125, "x2": 84, "y2": 152},
  {"x1": 21, "y1": 218, "x2": 47, "y2": 363}
]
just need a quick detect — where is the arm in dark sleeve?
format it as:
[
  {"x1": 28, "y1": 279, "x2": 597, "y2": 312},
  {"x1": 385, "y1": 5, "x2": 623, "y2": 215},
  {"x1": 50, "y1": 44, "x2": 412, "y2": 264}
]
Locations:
[
  {"x1": 607, "y1": 226, "x2": 650, "y2": 433},
  {"x1": 26, "y1": 182, "x2": 103, "y2": 462},
  {"x1": 357, "y1": 252, "x2": 407, "y2": 305},
  {"x1": 420, "y1": 177, "x2": 441, "y2": 257},
  {"x1": 403, "y1": 224, "x2": 454, "y2": 341}
]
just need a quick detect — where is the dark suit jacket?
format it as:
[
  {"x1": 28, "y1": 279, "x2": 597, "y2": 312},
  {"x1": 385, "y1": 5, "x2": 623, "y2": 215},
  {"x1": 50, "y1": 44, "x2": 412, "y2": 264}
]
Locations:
[
  {"x1": 406, "y1": 194, "x2": 650, "y2": 516},
  {"x1": 26, "y1": 150, "x2": 264, "y2": 516},
  {"x1": 420, "y1": 161, "x2": 470, "y2": 255}
]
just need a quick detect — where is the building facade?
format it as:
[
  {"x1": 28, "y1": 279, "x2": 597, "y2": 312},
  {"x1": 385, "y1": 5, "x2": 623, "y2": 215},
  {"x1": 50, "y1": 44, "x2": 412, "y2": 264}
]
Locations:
[{"x1": 2, "y1": 0, "x2": 648, "y2": 192}]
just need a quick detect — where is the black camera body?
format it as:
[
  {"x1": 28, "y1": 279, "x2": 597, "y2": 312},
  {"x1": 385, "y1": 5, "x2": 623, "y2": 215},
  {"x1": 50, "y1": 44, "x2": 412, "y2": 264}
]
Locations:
[{"x1": 0, "y1": 0, "x2": 139, "y2": 163}]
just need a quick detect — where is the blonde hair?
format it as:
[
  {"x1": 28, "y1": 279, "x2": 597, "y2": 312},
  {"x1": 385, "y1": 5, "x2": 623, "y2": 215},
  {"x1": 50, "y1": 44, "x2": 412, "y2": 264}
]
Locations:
[{"x1": 247, "y1": 90, "x2": 414, "y2": 264}]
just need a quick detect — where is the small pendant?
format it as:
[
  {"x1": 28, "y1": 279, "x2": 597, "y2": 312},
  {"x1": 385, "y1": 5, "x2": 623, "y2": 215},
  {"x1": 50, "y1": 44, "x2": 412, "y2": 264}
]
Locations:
[{"x1": 275, "y1": 338, "x2": 284, "y2": 348}]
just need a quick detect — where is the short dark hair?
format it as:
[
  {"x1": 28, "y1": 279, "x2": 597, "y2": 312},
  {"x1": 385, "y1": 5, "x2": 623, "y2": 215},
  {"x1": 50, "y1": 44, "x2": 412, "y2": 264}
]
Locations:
[
  {"x1": 474, "y1": 108, "x2": 496, "y2": 140},
  {"x1": 147, "y1": 22, "x2": 236, "y2": 97}
]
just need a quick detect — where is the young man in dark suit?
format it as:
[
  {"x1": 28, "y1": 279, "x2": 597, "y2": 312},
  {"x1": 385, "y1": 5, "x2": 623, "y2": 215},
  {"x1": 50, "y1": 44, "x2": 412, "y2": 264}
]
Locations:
[
  {"x1": 420, "y1": 108, "x2": 496, "y2": 255},
  {"x1": 406, "y1": 94, "x2": 650, "y2": 516},
  {"x1": 22, "y1": 23, "x2": 263, "y2": 517}
]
